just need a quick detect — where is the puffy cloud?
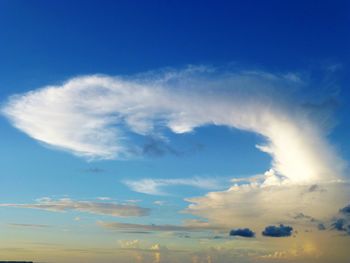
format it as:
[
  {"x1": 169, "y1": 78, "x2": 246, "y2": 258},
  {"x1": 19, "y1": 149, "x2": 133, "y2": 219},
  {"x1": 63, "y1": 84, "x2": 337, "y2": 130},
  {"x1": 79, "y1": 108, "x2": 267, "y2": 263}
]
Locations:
[
  {"x1": 317, "y1": 223, "x2": 326, "y2": 230},
  {"x1": 119, "y1": 240, "x2": 140, "y2": 249},
  {"x1": 3, "y1": 66, "x2": 348, "y2": 241},
  {"x1": 0, "y1": 197, "x2": 150, "y2": 217},
  {"x1": 331, "y1": 219, "x2": 348, "y2": 231},
  {"x1": 321, "y1": 204, "x2": 350, "y2": 234},
  {"x1": 124, "y1": 177, "x2": 223, "y2": 195},
  {"x1": 340, "y1": 204, "x2": 350, "y2": 214},
  {"x1": 262, "y1": 224, "x2": 293, "y2": 237},
  {"x1": 185, "y1": 172, "x2": 350, "y2": 229},
  {"x1": 1, "y1": 67, "x2": 344, "y2": 184},
  {"x1": 229, "y1": 228, "x2": 255, "y2": 238}
]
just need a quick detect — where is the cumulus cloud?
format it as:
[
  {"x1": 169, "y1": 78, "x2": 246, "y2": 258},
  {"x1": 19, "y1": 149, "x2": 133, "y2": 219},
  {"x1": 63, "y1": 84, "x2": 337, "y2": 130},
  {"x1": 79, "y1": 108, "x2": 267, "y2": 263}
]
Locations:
[
  {"x1": 317, "y1": 223, "x2": 326, "y2": 230},
  {"x1": 3, "y1": 66, "x2": 348, "y2": 237},
  {"x1": 229, "y1": 228, "x2": 255, "y2": 238},
  {"x1": 185, "y1": 172, "x2": 350, "y2": 229},
  {"x1": 124, "y1": 177, "x2": 223, "y2": 195},
  {"x1": 1, "y1": 67, "x2": 344, "y2": 184},
  {"x1": 262, "y1": 224, "x2": 293, "y2": 237},
  {"x1": 331, "y1": 219, "x2": 348, "y2": 232},
  {"x1": 119, "y1": 239, "x2": 140, "y2": 249},
  {"x1": 329, "y1": 207, "x2": 350, "y2": 234},
  {"x1": 340, "y1": 204, "x2": 350, "y2": 214},
  {"x1": 0, "y1": 197, "x2": 150, "y2": 217}
]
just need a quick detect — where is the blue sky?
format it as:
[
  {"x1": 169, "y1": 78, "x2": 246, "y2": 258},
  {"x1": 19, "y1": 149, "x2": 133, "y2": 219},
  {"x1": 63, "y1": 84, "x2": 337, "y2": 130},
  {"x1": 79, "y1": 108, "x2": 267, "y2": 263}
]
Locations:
[{"x1": 0, "y1": 1, "x2": 349, "y2": 263}]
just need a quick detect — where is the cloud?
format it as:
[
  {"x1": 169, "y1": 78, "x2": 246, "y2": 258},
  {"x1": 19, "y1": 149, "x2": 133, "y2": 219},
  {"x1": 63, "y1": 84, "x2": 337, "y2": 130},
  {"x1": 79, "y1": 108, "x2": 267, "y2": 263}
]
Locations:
[
  {"x1": 318, "y1": 223, "x2": 326, "y2": 230},
  {"x1": 96, "y1": 196, "x2": 112, "y2": 201},
  {"x1": 2, "y1": 67, "x2": 344, "y2": 184},
  {"x1": 331, "y1": 218, "x2": 348, "y2": 231},
  {"x1": 97, "y1": 220, "x2": 223, "y2": 232},
  {"x1": 185, "y1": 172, "x2": 350, "y2": 229},
  {"x1": 3, "y1": 66, "x2": 348, "y2": 239},
  {"x1": 340, "y1": 204, "x2": 350, "y2": 215},
  {"x1": 319, "y1": 204, "x2": 350, "y2": 234},
  {"x1": 141, "y1": 137, "x2": 204, "y2": 158},
  {"x1": 119, "y1": 239, "x2": 140, "y2": 249},
  {"x1": 153, "y1": 200, "x2": 166, "y2": 206},
  {"x1": 0, "y1": 198, "x2": 150, "y2": 217},
  {"x1": 229, "y1": 228, "x2": 255, "y2": 238},
  {"x1": 7, "y1": 223, "x2": 51, "y2": 228},
  {"x1": 141, "y1": 138, "x2": 180, "y2": 157},
  {"x1": 124, "y1": 177, "x2": 223, "y2": 195},
  {"x1": 262, "y1": 224, "x2": 293, "y2": 237}
]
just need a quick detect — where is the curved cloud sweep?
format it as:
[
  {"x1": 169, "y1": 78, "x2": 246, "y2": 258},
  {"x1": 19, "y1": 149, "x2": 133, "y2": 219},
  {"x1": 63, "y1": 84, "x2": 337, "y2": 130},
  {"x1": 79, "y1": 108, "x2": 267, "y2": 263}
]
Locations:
[{"x1": 2, "y1": 67, "x2": 344, "y2": 185}]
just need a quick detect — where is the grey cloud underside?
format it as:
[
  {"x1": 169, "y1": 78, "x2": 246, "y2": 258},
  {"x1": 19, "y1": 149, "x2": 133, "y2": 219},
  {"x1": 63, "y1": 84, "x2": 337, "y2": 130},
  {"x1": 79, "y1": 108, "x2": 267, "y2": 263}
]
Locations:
[
  {"x1": 0, "y1": 198, "x2": 150, "y2": 217},
  {"x1": 262, "y1": 224, "x2": 293, "y2": 237},
  {"x1": 229, "y1": 228, "x2": 255, "y2": 238}
]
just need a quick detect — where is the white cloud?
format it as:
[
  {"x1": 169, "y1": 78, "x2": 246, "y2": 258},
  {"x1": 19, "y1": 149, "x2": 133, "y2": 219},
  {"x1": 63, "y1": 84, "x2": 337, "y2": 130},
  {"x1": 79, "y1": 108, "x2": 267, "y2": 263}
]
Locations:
[
  {"x1": 119, "y1": 239, "x2": 140, "y2": 249},
  {"x1": 185, "y1": 171, "x2": 350, "y2": 229},
  {"x1": 124, "y1": 177, "x2": 223, "y2": 195},
  {"x1": 2, "y1": 67, "x2": 345, "y2": 184},
  {"x1": 3, "y1": 66, "x2": 349, "y2": 239},
  {"x1": 0, "y1": 197, "x2": 150, "y2": 217},
  {"x1": 96, "y1": 196, "x2": 112, "y2": 201},
  {"x1": 154, "y1": 200, "x2": 166, "y2": 206}
]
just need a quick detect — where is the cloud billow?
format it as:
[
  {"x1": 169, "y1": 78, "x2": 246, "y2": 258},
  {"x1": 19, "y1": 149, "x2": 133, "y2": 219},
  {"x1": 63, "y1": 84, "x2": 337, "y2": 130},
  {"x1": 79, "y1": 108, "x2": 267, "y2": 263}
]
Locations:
[
  {"x1": 3, "y1": 66, "x2": 349, "y2": 233},
  {"x1": 229, "y1": 228, "x2": 255, "y2": 238},
  {"x1": 1, "y1": 67, "x2": 344, "y2": 184},
  {"x1": 262, "y1": 224, "x2": 293, "y2": 237},
  {"x1": 340, "y1": 204, "x2": 350, "y2": 215}
]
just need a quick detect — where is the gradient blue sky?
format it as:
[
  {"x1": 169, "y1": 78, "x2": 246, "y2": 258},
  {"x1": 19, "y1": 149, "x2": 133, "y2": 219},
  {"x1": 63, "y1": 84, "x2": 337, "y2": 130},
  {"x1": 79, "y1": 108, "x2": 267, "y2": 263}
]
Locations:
[{"x1": 0, "y1": 1, "x2": 349, "y2": 262}]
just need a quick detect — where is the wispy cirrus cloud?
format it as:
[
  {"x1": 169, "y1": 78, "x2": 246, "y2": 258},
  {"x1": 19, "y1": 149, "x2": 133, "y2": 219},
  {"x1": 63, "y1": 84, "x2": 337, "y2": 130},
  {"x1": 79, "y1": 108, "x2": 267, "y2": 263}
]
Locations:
[
  {"x1": 0, "y1": 197, "x2": 150, "y2": 217},
  {"x1": 7, "y1": 223, "x2": 52, "y2": 228},
  {"x1": 97, "y1": 219, "x2": 223, "y2": 232},
  {"x1": 1, "y1": 66, "x2": 344, "y2": 184},
  {"x1": 124, "y1": 177, "x2": 224, "y2": 195}
]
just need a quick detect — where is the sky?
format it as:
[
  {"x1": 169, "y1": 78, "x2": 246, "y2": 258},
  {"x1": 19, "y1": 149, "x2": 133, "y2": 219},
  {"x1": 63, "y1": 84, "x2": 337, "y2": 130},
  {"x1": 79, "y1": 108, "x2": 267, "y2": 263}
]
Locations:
[{"x1": 0, "y1": 1, "x2": 349, "y2": 263}]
